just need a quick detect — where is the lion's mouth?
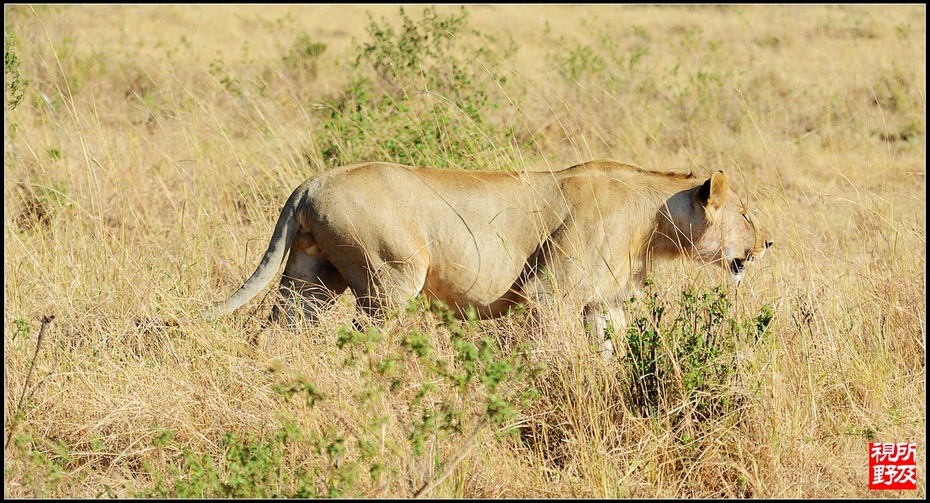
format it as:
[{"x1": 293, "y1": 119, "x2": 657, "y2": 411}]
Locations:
[{"x1": 729, "y1": 257, "x2": 746, "y2": 278}]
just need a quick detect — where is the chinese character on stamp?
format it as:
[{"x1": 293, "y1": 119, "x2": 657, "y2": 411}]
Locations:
[{"x1": 869, "y1": 442, "x2": 918, "y2": 490}]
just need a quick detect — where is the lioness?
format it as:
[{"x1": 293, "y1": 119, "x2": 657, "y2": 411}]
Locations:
[{"x1": 203, "y1": 160, "x2": 771, "y2": 355}]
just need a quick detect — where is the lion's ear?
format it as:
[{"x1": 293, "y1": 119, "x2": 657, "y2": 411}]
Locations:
[{"x1": 696, "y1": 171, "x2": 729, "y2": 212}]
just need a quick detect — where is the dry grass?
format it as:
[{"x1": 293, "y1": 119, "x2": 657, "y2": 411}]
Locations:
[{"x1": 4, "y1": 4, "x2": 925, "y2": 498}]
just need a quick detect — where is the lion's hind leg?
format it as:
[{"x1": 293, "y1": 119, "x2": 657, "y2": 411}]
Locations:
[
  {"x1": 344, "y1": 249, "x2": 430, "y2": 327},
  {"x1": 272, "y1": 232, "x2": 348, "y2": 328}
]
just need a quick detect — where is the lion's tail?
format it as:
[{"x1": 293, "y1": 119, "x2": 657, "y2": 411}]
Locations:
[{"x1": 201, "y1": 182, "x2": 307, "y2": 321}]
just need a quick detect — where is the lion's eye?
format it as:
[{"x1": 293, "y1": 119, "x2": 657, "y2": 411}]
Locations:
[{"x1": 742, "y1": 213, "x2": 751, "y2": 223}]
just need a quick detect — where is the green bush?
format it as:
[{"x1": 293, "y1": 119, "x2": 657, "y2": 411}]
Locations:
[
  {"x1": 622, "y1": 281, "x2": 774, "y2": 422},
  {"x1": 282, "y1": 33, "x2": 326, "y2": 81},
  {"x1": 138, "y1": 298, "x2": 543, "y2": 497},
  {"x1": 5, "y1": 30, "x2": 27, "y2": 111},
  {"x1": 136, "y1": 425, "x2": 331, "y2": 498},
  {"x1": 318, "y1": 6, "x2": 522, "y2": 170}
]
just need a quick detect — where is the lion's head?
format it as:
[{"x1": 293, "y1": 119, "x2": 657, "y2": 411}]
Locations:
[{"x1": 657, "y1": 171, "x2": 773, "y2": 283}]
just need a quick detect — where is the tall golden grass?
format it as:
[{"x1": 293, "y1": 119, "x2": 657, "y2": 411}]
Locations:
[{"x1": 4, "y1": 4, "x2": 925, "y2": 498}]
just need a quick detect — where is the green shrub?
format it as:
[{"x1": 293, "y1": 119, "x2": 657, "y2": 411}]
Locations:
[
  {"x1": 5, "y1": 30, "x2": 27, "y2": 111},
  {"x1": 282, "y1": 33, "x2": 326, "y2": 81},
  {"x1": 318, "y1": 6, "x2": 522, "y2": 170},
  {"x1": 622, "y1": 281, "x2": 774, "y2": 422},
  {"x1": 138, "y1": 298, "x2": 542, "y2": 497},
  {"x1": 136, "y1": 426, "x2": 328, "y2": 498}
]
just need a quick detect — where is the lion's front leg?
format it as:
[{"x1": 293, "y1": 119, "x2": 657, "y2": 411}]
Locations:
[
  {"x1": 520, "y1": 272, "x2": 616, "y2": 362},
  {"x1": 583, "y1": 301, "x2": 627, "y2": 363}
]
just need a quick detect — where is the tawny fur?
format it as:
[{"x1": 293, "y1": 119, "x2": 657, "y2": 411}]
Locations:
[{"x1": 203, "y1": 160, "x2": 772, "y2": 356}]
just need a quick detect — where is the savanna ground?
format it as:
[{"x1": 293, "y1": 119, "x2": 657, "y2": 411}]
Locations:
[{"x1": 3, "y1": 4, "x2": 925, "y2": 498}]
